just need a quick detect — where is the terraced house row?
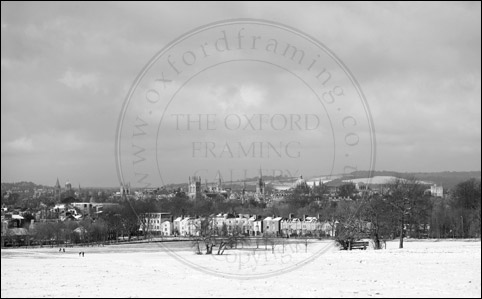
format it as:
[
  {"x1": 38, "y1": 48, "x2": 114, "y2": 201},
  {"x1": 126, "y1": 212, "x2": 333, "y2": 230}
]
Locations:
[{"x1": 139, "y1": 213, "x2": 338, "y2": 238}]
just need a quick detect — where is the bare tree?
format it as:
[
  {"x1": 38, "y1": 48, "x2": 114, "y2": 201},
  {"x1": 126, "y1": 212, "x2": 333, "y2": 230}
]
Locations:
[
  {"x1": 362, "y1": 194, "x2": 393, "y2": 249},
  {"x1": 216, "y1": 225, "x2": 246, "y2": 255},
  {"x1": 190, "y1": 217, "x2": 215, "y2": 254},
  {"x1": 191, "y1": 217, "x2": 246, "y2": 255},
  {"x1": 385, "y1": 177, "x2": 425, "y2": 249}
]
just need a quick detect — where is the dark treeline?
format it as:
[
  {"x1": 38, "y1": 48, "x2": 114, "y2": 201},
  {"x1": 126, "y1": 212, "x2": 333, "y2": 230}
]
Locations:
[
  {"x1": 336, "y1": 178, "x2": 481, "y2": 249},
  {"x1": 3, "y1": 178, "x2": 480, "y2": 247}
]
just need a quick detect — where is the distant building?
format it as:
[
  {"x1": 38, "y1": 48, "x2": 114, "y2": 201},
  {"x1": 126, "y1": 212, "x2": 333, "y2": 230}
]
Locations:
[
  {"x1": 248, "y1": 215, "x2": 263, "y2": 236},
  {"x1": 120, "y1": 182, "x2": 131, "y2": 197},
  {"x1": 70, "y1": 202, "x2": 119, "y2": 218},
  {"x1": 270, "y1": 191, "x2": 290, "y2": 204},
  {"x1": 65, "y1": 180, "x2": 72, "y2": 192},
  {"x1": 204, "y1": 175, "x2": 228, "y2": 199},
  {"x1": 255, "y1": 169, "x2": 265, "y2": 201},
  {"x1": 71, "y1": 202, "x2": 94, "y2": 215},
  {"x1": 188, "y1": 176, "x2": 202, "y2": 200},
  {"x1": 1, "y1": 214, "x2": 29, "y2": 247},
  {"x1": 430, "y1": 184, "x2": 444, "y2": 197},
  {"x1": 281, "y1": 217, "x2": 302, "y2": 236},
  {"x1": 62, "y1": 180, "x2": 74, "y2": 198},
  {"x1": 173, "y1": 217, "x2": 182, "y2": 236},
  {"x1": 263, "y1": 216, "x2": 282, "y2": 236},
  {"x1": 54, "y1": 178, "x2": 61, "y2": 201},
  {"x1": 179, "y1": 217, "x2": 198, "y2": 236},
  {"x1": 160, "y1": 220, "x2": 172, "y2": 236},
  {"x1": 139, "y1": 212, "x2": 172, "y2": 236}
]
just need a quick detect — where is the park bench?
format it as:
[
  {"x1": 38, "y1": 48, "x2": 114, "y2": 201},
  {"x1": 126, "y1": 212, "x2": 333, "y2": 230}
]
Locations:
[{"x1": 347, "y1": 240, "x2": 369, "y2": 250}]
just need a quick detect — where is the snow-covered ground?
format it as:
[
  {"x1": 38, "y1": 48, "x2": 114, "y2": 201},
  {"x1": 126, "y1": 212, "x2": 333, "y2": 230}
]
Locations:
[{"x1": 1, "y1": 239, "x2": 480, "y2": 297}]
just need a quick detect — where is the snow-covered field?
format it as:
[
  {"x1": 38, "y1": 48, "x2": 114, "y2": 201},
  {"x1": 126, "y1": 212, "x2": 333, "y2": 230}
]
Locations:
[{"x1": 1, "y1": 239, "x2": 480, "y2": 297}]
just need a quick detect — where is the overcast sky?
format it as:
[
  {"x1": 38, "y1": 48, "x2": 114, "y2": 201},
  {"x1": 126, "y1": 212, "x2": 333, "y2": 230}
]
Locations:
[{"x1": 1, "y1": 2, "x2": 481, "y2": 187}]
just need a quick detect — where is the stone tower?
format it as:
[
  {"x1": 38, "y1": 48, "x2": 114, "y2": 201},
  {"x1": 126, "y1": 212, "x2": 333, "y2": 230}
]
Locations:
[
  {"x1": 65, "y1": 180, "x2": 72, "y2": 197},
  {"x1": 188, "y1": 176, "x2": 201, "y2": 200},
  {"x1": 54, "y1": 178, "x2": 61, "y2": 201},
  {"x1": 255, "y1": 168, "x2": 265, "y2": 201}
]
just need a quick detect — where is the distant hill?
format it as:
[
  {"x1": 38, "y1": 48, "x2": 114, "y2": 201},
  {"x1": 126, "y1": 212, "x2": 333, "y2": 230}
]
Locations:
[
  {"x1": 1, "y1": 181, "x2": 47, "y2": 191},
  {"x1": 348, "y1": 171, "x2": 481, "y2": 190}
]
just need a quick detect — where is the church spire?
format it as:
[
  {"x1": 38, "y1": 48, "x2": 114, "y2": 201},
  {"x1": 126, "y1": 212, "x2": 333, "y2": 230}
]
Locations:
[{"x1": 54, "y1": 178, "x2": 61, "y2": 202}]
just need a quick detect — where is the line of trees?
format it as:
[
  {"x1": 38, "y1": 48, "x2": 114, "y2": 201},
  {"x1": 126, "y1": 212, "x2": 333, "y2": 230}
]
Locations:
[
  {"x1": 4, "y1": 178, "x2": 480, "y2": 248},
  {"x1": 3, "y1": 200, "x2": 154, "y2": 246},
  {"x1": 8, "y1": 219, "x2": 110, "y2": 246},
  {"x1": 190, "y1": 218, "x2": 247, "y2": 255},
  {"x1": 336, "y1": 178, "x2": 481, "y2": 249}
]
